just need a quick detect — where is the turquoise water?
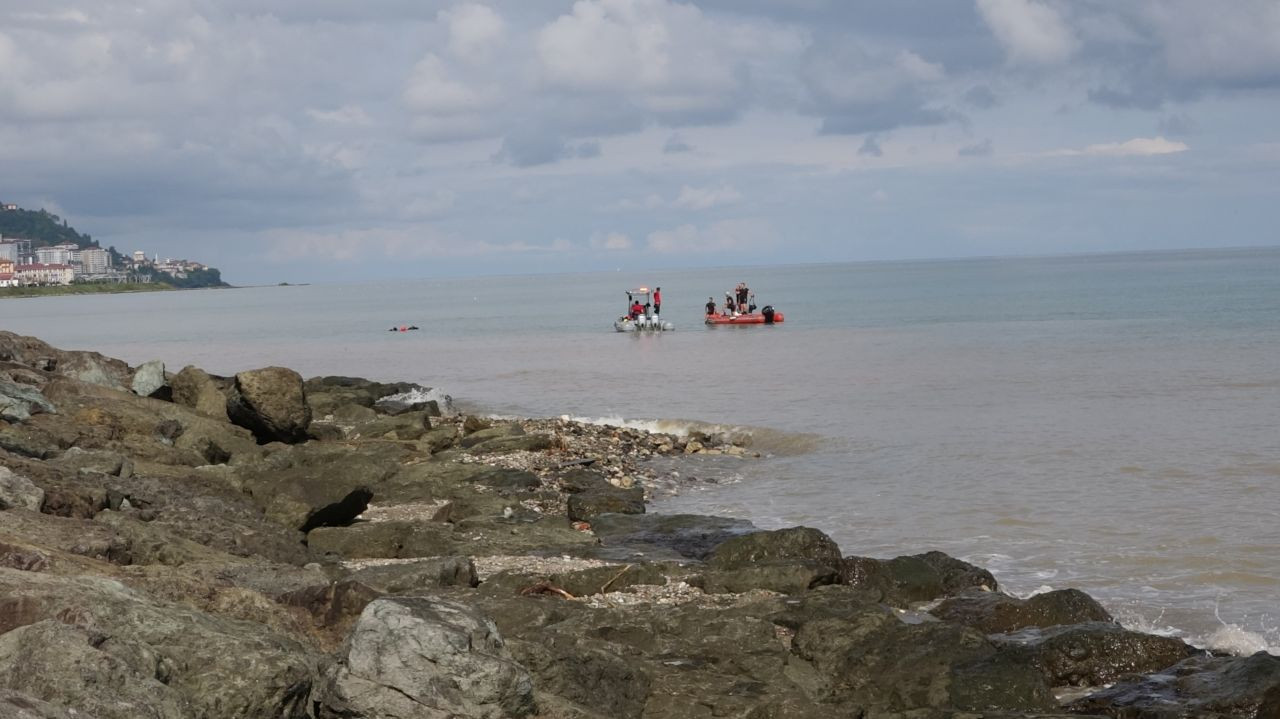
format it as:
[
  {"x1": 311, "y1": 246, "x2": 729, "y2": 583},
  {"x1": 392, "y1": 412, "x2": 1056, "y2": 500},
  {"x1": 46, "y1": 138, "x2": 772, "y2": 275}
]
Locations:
[{"x1": 4, "y1": 246, "x2": 1279, "y2": 653}]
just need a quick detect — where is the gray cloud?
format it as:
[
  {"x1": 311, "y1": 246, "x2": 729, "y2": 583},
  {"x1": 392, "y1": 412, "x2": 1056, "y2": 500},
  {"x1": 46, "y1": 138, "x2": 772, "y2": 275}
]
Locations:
[
  {"x1": 0, "y1": 0, "x2": 1275, "y2": 284},
  {"x1": 958, "y1": 138, "x2": 994, "y2": 157},
  {"x1": 663, "y1": 133, "x2": 694, "y2": 153},
  {"x1": 858, "y1": 135, "x2": 884, "y2": 157}
]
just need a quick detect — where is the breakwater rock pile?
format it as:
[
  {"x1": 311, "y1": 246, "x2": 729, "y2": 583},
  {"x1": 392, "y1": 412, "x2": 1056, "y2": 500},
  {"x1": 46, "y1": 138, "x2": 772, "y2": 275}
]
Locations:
[{"x1": 1, "y1": 329, "x2": 1278, "y2": 719}]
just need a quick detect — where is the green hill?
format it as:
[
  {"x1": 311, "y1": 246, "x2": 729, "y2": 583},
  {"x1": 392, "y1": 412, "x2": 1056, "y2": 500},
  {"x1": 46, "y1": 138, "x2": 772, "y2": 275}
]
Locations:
[
  {"x1": 0, "y1": 204, "x2": 230, "y2": 288},
  {"x1": 0, "y1": 208, "x2": 99, "y2": 249}
]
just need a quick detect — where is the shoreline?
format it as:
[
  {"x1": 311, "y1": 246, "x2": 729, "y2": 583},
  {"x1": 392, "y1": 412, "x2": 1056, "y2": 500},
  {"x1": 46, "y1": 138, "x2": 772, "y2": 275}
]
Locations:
[{"x1": 2, "y1": 330, "x2": 1278, "y2": 717}]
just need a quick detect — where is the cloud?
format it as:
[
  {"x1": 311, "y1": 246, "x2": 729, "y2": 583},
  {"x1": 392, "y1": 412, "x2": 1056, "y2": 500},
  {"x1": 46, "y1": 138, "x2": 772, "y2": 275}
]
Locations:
[
  {"x1": 645, "y1": 218, "x2": 777, "y2": 254},
  {"x1": 402, "y1": 54, "x2": 501, "y2": 117},
  {"x1": 962, "y1": 84, "x2": 999, "y2": 108},
  {"x1": 959, "y1": 138, "x2": 994, "y2": 156},
  {"x1": 673, "y1": 184, "x2": 742, "y2": 210},
  {"x1": 1158, "y1": 113, "x2": 1198, "y2": 136},
  {"x1": 976, "y1": 0, "x2": 1077, "y2": 65},
  {"x1": 858, "y1": 134, "x2": 884, "y2": 157},
  {"x1": 803, "y1": 43, "x2": 951, "y2": 134},
  {"x1": 307, "y1": 105, "x2": 374, "y2": 126},
  {"x1": 442, "y1": 3, "x2": 506, "y2": 63},
  {"x1": 663, "y1": 133, "x2": 693, "y2": 153},
  {"x1": 1048, "y1": 136, "x2": 1189, "y2": 158},
  {"x1": 590, "y1": 231, "x2": 633, "y2": 250},
  {"x1": 262, "y1": 225, "x2": 572, "y2": 263}
]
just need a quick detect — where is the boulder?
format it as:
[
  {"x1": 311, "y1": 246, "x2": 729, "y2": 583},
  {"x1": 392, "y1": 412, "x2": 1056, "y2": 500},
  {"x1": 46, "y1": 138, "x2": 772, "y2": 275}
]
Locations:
[
  {"x1": 0, "y1": 569, "x2": 323, "y2": 718},
  {"x1": 0, "y1": 425, "x2": 62, "y2": 459},
  {"x1": 38, "y1": 378, "x2": 261, "y2": 467},
  {"x1": 699, "y1": 561, "x2": 841, "y2": 595},
  {"x1": 0, "y1": 333, "x2": 132, "y2": 391},
  {"x1": 0, "y1": 620, "x2": 187, "y2": 719},
  {"x1": 459, "y1": 423, "x2": 523, "y2": 448},
  {"x1": 930, "y1": 588, "x2": 1114, "y2": 633},
  {"x1": 0, "y1": 467, "x2": 43, "y2": 512},
  {"x1": 710, "y1": 526, "x2": 842, "y2": 569},
  {"x1": 566, "y1": 486, "x2": 645, "y2": 521},
  {"x1": 317, "y1": 597, "x2": 536, "y2": 719},
  {"x1": 1069, "y1": 651, "x2": 1280, "y2": 718},
  {"x1": 308, "y1": 521, "x2": 456, "y2": 559},
  {"x1": 238, "y1": 444, "x2": 397, "y2": 531},
  {"x1": 590, "y1": 513, "x2": 756, "y2": 561},
  {"x1": 839, "y1": 552, "x2": 992, "y2": 607},
  {"x1": 0, "y1": 688, "x2": 86, "y2": 719},
  {"x1": 346, "y1": 556, "x2": 479, "y2": 593},
  {"x1": 169, "y1": 365, "x2": 229, "y2": 420},
  {"x1": 277, "y1": 580, "x2": 384, "y2": 630},
  {"x1": 994, "y1": 621, "x2": 1198, "y2": 687},
  {"x1": 226, "y1": 366, "x2": 311, "y2": 444},
  {"x1": 130, "y1": 360, "x2": 167, "y2": 398},
  {"x1": 0, "y1": 379, "x2": 56, "y2": 423},
  {"x1": 46, "y1": 447, "x2": 133, "y2": 478},
  {"x1": 788, "y1": 600, "x2": 1056, "y2": 714},
  {"x1": 466, "y1": 433, "x2": 556, "y2": 454}
]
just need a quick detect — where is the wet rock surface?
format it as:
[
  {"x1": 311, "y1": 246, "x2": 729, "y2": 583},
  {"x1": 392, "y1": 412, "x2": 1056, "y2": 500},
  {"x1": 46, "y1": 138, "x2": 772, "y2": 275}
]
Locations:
[{"x1": 0, "y1": 332, "x2": 1267, "y2": 719}]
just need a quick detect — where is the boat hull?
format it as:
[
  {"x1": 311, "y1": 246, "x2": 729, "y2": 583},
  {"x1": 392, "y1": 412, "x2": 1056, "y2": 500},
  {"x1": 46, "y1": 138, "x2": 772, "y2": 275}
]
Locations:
[
  {"x1": 615, "y1": 317, "x2": 674, "y2": 332},
  {"x1": 704, "y1": 311, "x2": 784, "y2": 325}
]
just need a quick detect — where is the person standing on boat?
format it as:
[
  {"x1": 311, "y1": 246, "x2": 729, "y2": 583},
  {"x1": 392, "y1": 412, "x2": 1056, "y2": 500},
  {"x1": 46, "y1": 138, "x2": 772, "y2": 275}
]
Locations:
[
  {"x1": 653, "y1": 287, "x2": 661, "y2": 315},
  {"x1": 725, "y1": 292, "x2": 736, "y2": 316},
  {"x1": 736, "y1": 283, "x2": 750, "y2": 312},
  {"x1": 706, "y1": 297, "x2": 716, "y2": 315}
]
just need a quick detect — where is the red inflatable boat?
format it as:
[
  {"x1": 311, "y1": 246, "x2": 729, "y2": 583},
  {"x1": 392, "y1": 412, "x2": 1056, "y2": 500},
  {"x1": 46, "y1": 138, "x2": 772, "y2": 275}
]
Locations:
[{"x1": 704, "y1": 306, "x2": 784, "y2": 325}]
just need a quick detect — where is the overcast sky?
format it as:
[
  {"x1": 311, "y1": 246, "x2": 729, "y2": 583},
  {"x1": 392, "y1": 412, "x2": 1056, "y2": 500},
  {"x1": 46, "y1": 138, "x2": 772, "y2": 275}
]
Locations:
[{"x1": 2, "y1": 1, "x2": 1278, "y2": 284}]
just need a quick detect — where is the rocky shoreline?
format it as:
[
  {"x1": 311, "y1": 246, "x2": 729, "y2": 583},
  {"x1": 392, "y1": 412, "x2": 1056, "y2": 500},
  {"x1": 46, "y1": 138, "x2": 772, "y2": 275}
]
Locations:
[{"x1": 1, "y1": 329, "x2": 1278, "y2": 718}]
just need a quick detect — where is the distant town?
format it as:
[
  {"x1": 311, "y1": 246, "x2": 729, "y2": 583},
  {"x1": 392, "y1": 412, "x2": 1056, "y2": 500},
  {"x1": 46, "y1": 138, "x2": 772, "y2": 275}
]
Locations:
[{"x1": 0, "y1": 201, "x2": 224, "y2": 289}]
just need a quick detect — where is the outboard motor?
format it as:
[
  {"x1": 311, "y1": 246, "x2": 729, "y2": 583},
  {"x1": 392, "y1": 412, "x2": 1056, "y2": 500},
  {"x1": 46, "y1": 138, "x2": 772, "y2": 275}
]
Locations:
[{"x1": 762, "y1": 305, "x2": 776, "y2": 324}]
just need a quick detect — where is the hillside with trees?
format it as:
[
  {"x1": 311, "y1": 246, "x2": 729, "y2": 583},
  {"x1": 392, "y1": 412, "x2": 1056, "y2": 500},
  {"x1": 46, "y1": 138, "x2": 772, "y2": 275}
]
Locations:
[
  {"x1": 0, "y1": 204, "x2": 229, "y2": 289},
  {"x1": 0, "y1": 208, "x2": 99, "y2": 250}
]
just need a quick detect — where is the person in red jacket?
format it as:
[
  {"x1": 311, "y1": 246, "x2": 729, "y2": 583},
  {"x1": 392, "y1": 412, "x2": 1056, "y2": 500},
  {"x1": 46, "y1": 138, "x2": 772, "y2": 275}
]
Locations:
[
  {"x1": 653, "y1": 287, "x2": 662, "y2": 315},
  {"x1": 630, "y1": 300, "x2": 644, "y2": 319}
]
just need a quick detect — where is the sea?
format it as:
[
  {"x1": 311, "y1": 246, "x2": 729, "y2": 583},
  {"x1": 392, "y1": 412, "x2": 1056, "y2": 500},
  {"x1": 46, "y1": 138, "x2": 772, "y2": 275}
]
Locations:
[{"x1": 3, "y1": 246, "x2": 1278, "y2": 655}]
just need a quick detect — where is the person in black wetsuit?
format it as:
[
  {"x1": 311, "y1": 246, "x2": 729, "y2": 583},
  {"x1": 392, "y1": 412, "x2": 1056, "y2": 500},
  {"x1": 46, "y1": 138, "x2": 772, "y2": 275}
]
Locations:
[{"x1": 706, "y1": 297, "x2": 716, "y2": 315}]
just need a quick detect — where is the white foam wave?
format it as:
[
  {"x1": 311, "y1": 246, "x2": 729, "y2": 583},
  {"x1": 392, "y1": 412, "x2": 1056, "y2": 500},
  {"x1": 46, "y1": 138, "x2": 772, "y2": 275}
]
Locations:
[
  {"x1": 1205, "y1": 625, "x2": 1273, "y2": 656},
  {"x1": 380, "y1": 387, "x2": 455, "y2": 416},
  {"x1": 556, "y1": 414, "x2": 820, "y2": 455}
]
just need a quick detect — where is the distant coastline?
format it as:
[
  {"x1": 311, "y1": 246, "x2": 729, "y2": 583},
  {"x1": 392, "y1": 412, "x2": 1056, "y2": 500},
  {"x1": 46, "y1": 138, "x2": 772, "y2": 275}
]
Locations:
[{"x1": 0, "y1": 283, "x2": 234, "y2": 299}]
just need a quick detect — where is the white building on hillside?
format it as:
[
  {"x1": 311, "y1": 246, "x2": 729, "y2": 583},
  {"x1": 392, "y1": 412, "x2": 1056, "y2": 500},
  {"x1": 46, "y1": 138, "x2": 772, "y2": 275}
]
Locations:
[
  {"x1": 16, "y1": 263, "x2": 74, "y2": 286},
  {"x1": 81, "y1": 247, "x2": 111, "y2": 274},
  {"x1": 35, "y1": 243, "x2": 77, "y2": 265}
]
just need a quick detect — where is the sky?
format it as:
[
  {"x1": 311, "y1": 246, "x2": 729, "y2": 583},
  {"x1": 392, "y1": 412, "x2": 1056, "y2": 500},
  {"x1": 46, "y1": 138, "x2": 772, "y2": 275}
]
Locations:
[{"x1": 1, "y1": 0, "x2": 1278, "y2": 285}]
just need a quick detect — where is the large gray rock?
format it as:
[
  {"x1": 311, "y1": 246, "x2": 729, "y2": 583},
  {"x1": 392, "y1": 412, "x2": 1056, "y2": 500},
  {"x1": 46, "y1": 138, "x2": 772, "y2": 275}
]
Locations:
[
  {"x1": 239, "y1": 444, "x2": 398, "y2": 531},
  {"x1": 566, "y1": 486, "x2": 644, "y2": 521},
  {"x1": 994, "y1": 621, "x2": 1198, "y2": 687},
  {"x1": 0, "y1": 689, "x2": 90, "y2": 719},
  {"x1": 0, "y1": 379, "x2": 55, "y2": 423},
  {"x1": 130, "y1": 360, "x2": 166, "y2": 398},
  {"x1": 1069, "y1": 651, "x2": 1280, "y2": 718},
  {"x1": 930, "y1": 588, "x2": 1114, "y2": 634},
  {"x1": 0, "y1": 569, "x2": 322, "y2": 718},
  {"x1": 785, "y1": 589, "x2": 1057, "y2": 714},
  {"x1": 0, "y1": 620, "x2": 187, "y2": 719},
  {"x1": 318, "y1": 597, "x2": 535, "y2": 719},
  {"x1": 169, "y1": 365, "x2": 229, "y2": 420},
  {"x1": 226, "y1": 367, "x2": 311, "y2": 444},
  {"x1": 709, "y1": 526, "x2": 843, "y2": 569},
  {"x1": 0, "y1": 467, "x2": 43, "y2": 512}
]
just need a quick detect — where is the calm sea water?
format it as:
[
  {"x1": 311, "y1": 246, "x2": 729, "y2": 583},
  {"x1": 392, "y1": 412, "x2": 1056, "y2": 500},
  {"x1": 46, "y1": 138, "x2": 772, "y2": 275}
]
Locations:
[{"x1": 3, "y1": 247, "x2": 1278, "y2": 653}]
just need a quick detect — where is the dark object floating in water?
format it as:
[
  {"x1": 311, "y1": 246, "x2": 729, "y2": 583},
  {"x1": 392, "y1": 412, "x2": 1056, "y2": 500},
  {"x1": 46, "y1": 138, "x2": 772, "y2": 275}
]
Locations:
[{"x1": 389, "y1": 325, "x2": 420, "y2": 332}]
